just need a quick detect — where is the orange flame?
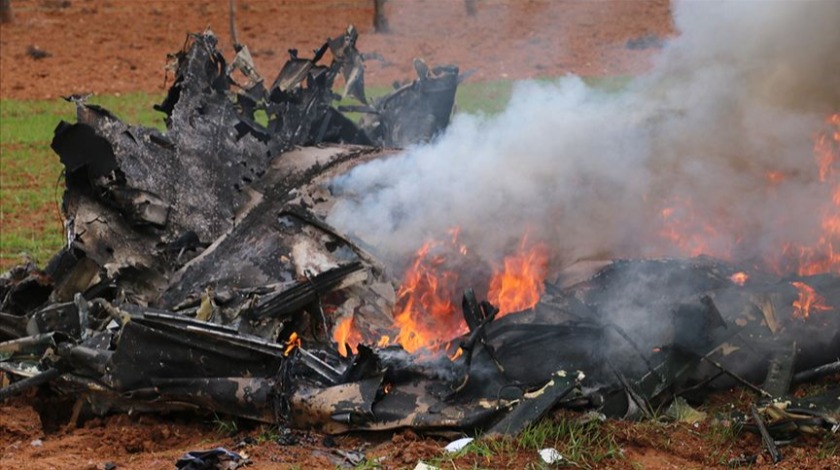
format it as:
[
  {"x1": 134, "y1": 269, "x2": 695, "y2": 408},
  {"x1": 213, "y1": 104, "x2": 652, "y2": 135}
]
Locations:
[
  {"x1": 817, "y1": 113, "x2": 840, "y2": 182},
  {"x1": 488, "y1": 236, "x2": 549, "y2": 317},
  {"x1": 658, "y1": 199, "x2": 733, "y2": 259},
  {"x1": 765, "y1": 171, "x2": 787, "y2": 184},
  {"x1": 790, "y1": 281, "x2": 831, "y2": 319},
  {"x1": 729, "y1": 272, "x2": 749, "y2": 286},
  {"x1": 385, "y1": 229, "x2": 549, "y2": 355},
  {"x1": 333, "y1": 316, "x2": 362, "y2": 357},
  {"x1": 392, "y1": 239, "x2": 464, "y2": 354},
  {"x1": 284, "y1": 332, "x2": 301, "y2": 356},
  {"x1": 659, "y1": 113, "x2": 840, "y2": 278},
  {"x1": 782, "y1": 113, "x2": 840, "y2": 276},
  {"x1": 329, "y1": 116, "x2": 839, "y2": 358}
]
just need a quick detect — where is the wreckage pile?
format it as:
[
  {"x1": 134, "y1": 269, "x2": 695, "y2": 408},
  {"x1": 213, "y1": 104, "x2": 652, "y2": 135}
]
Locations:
[{"x1": 1, "y1": 28, "x2": 839, "y2": 464}]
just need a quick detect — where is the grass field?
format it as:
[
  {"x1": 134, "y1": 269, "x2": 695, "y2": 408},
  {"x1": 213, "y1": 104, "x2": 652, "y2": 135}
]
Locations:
[{"x1": 0, "y1": 76, "x2": 629, "y2": 270}]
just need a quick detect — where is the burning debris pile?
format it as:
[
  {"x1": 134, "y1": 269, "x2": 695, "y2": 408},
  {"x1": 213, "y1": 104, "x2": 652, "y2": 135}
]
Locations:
[{"x1": 1, "y1": 15, "x2": 840, "y2": 465}]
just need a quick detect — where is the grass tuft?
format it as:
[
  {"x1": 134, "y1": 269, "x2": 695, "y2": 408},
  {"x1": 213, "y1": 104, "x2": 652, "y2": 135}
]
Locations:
[
  {"x1": 442, "y1": 414, "x2": 622, "y2": 469},
  {"x1": 212, "y1": 413, "x2": 240, "y2": 437}
]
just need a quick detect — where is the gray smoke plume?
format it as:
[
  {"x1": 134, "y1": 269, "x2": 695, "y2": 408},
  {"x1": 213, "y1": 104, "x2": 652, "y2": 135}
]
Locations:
[{"x1": 328, "y1": 0, "x2": 840, "y2": 276}]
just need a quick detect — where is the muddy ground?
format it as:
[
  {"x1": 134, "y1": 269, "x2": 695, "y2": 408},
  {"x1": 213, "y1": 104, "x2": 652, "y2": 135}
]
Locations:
[{"x1": 1, "y1": 1, "x2": 837, "y2": 469}]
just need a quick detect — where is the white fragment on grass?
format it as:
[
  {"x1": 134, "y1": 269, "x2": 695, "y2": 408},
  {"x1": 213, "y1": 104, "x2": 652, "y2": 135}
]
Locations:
[
  {"x1": 30, "y1": 439, "x2": 43, "y2": 447},
  {"x1": 444, "y1": 437, "x2": 474, "y2": 453},
  {"x1": 539, "y1": 448, "x2": 563, "y2": 464},
  {"x1": 414, "y1": 462, "x2": 440, "y2": 470},
  {"x1": 580, "y1": 411, "x2": 607, "y2": 424}
]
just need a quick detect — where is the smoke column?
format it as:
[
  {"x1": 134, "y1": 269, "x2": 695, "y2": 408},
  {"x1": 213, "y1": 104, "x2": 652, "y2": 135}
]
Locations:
[{"x1": 327, "y1": 0, "x2": 840, "y2": 275}]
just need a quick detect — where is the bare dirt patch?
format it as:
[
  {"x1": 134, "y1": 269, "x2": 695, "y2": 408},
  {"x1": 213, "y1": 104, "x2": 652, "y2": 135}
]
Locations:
[{"x1": 0, "y1": 0, "x2": 673, "y2": 99}]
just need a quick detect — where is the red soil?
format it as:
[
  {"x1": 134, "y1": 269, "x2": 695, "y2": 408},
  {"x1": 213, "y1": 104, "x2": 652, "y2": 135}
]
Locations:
[{"x1": 0, "y1": 0, "x2": 673, "y2": 99}]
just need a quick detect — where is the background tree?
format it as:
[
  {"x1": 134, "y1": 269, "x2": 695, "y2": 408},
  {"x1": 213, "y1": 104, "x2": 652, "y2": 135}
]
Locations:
[
  {"x1": 1, "y1": 0, "x2": 12, "y2": 24},
  {"x1": 374, "y1": 0, "x2": 389, "y2": 33},
  {"x1": 465, "y1": 0, "x2": 477, "y2": 17}
]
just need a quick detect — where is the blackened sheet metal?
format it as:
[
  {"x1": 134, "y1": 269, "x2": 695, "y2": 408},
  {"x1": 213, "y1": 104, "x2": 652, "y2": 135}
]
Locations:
[
  {"x1": 133, "y1": 34, "x2": 272, "y2": 243},
  {"x1": 44, "y1": 27, "x2": 460, "y2": 310},
  {"x1": 356, "y1": 61, "x2": 459, "y2": 147},
  {"x1": 0, "y1": 263, "x2": 54, "y2": 318},
  {"x1": 0, "y1": 368, "x2": 63, "y2": 401},
  {"x1": 328, "y1": 25, "x2": 367, "y2": 105},
  {"x1": 479, "y1": 321, "x2": 605, "y2": 387},
  {"x1": 288, "y1": 378, "x2": 501, "y2": 434},
  {"x1": 761, "y1": 342, "x2": 797, "y2": 398},
  {"x1": 103, "y1": 321, "x2": 281, "y2": 391},
  {"x1": 150, "y1": 377, "x2": 275, "y2": 423},
  {"x1": 751, "y1": 404, "x2": 783, "y2": 463},
  {"x1": 487, "y1": 371, "x2": 578, "y2": 436},
  {"x1": 51, "y1": 121, "x2": 117, "y2": 178},
  {"x1": 244, "y1": 263, "x2": 364, "y2": 319},
  {"x1": 271, "y1": 57, "x2": 315, "y2": 94},
  {"x1": 158, "y1": 145, "x2": 383, "y2": 309},
  {"x1": 289, "y1": 375, "x2": 383, "y2": 433},
  {"x1": 4, "y1": 256, "x2": 840, "y2": 434}
]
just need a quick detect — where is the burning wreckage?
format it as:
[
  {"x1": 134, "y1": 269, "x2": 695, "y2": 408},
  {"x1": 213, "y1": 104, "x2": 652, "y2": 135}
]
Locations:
[{"x1": 1, "y1": 28, "x2": 839, "y2": 459}]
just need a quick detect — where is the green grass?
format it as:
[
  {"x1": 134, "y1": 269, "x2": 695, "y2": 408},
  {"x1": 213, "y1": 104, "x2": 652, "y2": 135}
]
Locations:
[
  {"x1": 430, "y1": 415, "x2": 621, "y2": 469},
  {"x1": 454, "y1": 75, "x2": 631, "y2": 115},
  {"x1": 337, "y1": 75, "x2": 631, "y2": 120},
  {"x1": 517, "y1": 416, "x2": 621, "y2": 467},
  {"x1": 706, "y1": 418, "x2": 744, "y2": 466},
  {"x1": 212, "y1": 413, "x2": 240, "y2": 437},
  {"x1": 818, "y1": 435, "x2": 839, "y2": 459},
  {"x1": 0, "y1": 77, "x2": 630, "y2": 270},
  {"x1": 333, "y1": 80, "x2": 517, "y2": 119}
]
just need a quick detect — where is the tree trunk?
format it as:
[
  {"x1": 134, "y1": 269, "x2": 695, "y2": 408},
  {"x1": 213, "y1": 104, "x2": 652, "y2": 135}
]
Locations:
[
  {"x1": 465, "y1": 0, "x2": 477, "y2": 17},
  {"x1": 1, "y1": 0, "x2": 12, "y2": 24},
  {"x1": 229, "y1": 0, "x2": 240, "y2": 50},
  {"x1": 373, "y1": 0, "x2": 389, "y2": 33}
]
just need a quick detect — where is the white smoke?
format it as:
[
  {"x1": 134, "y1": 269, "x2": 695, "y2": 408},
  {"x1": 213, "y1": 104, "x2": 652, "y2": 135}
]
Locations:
[{"x1": 328, "y1": 0, "x2": 840, "y2": 275}]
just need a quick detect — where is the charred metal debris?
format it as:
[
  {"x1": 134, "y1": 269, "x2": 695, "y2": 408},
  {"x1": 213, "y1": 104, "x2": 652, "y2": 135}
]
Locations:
[{"x1": 1, "y1": 28, "x2": 839, "y2": 462}]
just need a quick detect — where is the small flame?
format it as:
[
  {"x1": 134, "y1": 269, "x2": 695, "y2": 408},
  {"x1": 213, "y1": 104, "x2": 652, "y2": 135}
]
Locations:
[
  {"x1": 449, "y1": 226, "x2": 469, "y2": 255},
  {"x1": 790, "y1": 281, "x2": 832, "y2": 319},
  {"x1": 765, "y1": 171, "x2": 787, "y2": 184},
  {"x1": 659, "y1": 113, "x2": 840, "y2": 278},
  {"x1": 284, "y1": 332, "x2": 301, "y2": 356},
  {"x1": 487, "y1": 234, "x2": 549, "y2": 317},
  {"x1": 817, "y1": 114, "x2": 840, "y2": 182},
  {"x1": 779, "y1": 113, "x2": 840, "y2": 276},
  {"x1": 658, "y1": 199, "x2": 733, "y2": 259},
  {"x1": 729, "y1": 271, "x2": 749, "y2": 286},
  {"x1": 333, "y1": 316, "x2": 362, "y2": 357}
]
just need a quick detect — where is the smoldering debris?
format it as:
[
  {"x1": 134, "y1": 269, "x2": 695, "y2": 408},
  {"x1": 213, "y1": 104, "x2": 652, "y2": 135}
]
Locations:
[
  {"x1": 326, "y1": 1, "x2": 840, "y2": 270},
  {"x1": 1, "y1": 22, "x2": 839, "y2": 467}
]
